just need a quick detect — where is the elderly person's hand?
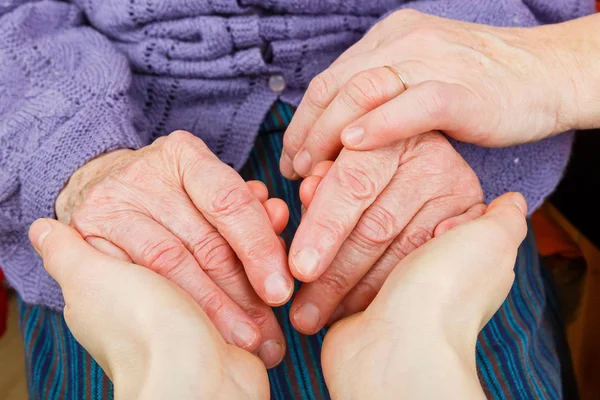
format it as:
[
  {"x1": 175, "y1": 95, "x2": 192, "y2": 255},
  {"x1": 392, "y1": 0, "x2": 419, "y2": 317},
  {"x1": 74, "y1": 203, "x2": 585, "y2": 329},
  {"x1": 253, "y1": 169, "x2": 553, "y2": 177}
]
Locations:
[
  {"x1": 286, "y1": 130, "x2": 484, "y2": 334},
  {"x1": 279, "y1": 11, "x2": 596, "y2": 156},
  {"x1": 28, "y1": 218, "x2": 269, "y2": 400},
  {"x1": 321, "y1": 193, "x2": 528, "y2": 400},
  {"x1": 55, "y1": 130, "x2": 292, "y2": 367}
]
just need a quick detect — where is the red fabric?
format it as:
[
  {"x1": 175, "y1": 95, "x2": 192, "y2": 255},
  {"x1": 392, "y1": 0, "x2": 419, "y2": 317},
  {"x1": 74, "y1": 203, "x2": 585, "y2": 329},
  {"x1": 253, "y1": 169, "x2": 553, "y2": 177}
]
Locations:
[
  {"x1": 0, "y1": 269, "x2": 7, "y2": 337},
  {"x1": 531, "y1": 209, "x2": 583, "y2": 259}
]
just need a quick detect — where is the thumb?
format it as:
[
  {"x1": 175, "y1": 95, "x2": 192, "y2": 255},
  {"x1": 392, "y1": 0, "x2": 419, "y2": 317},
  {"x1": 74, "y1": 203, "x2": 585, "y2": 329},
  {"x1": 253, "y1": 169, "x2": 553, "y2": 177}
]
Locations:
[
  {"x1": 370, "y1": 192, "x2": 528, "y2": 327},
  {"x1": 341, "y1": 81, "x2": 483, "y2": 150},
  {"x1": 29, "y1": 218, "x2": 121, "y2": 296}
]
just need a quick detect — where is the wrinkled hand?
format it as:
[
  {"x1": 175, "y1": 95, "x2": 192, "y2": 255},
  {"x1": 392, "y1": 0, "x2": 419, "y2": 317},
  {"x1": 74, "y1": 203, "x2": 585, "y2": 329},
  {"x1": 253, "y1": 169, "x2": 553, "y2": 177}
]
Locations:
[
  {"x1": 29, "y1": 219, "x2": 269, "y2": 400},
  {"x1": 279, "y1": 10, "x2": 577, "y2": 166},
  {"x1": 55, "y1": 130, "x2": 293, "y2": 367},
  {"x1": 321, "y1": 193, "x2": 528, "y2": 400},
  {"x1": 287, "y1": 131, "x2": 485, "y2": 334}
]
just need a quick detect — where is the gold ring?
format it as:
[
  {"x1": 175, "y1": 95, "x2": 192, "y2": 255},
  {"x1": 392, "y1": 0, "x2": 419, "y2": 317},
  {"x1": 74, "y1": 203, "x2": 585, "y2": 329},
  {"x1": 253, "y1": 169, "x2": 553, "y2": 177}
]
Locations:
[{"x1": 384, "y1": 65, "x2": 408, "y2": 91}]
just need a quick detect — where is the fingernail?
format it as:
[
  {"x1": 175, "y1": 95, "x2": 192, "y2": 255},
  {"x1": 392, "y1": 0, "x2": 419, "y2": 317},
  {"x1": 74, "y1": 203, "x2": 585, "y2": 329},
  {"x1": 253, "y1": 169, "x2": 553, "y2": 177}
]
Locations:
[
  {"x1": 264, "y1": 273, "x2": 293, "y2": 305},
  {"x1": 232, "y1": 321, "x2": 259, "y2": 349},
  {"x1": 342, "y1": 127, "x2": 365, "y2": 146},
  {"x1": 328, "y1": 304, "x2": 345, "y2": 325},
  {"x1": 29, "y1": 219, "x2": 52, "y2": 252},
  {"x1": 293, "y1": 247, "x2": 320, "y2": 278},
  {"x1": 293, "y1": 149, "x2": 312, "y2": 177},
  {"x1": 293, "y1": 302, "x2": 321, "y2": 333},
  {"x1": 258, "y1": 340, "x2": 285, "y2": 369},
  {"x1": 511, "y1": 195, "x2": 527, "y2": 216}
]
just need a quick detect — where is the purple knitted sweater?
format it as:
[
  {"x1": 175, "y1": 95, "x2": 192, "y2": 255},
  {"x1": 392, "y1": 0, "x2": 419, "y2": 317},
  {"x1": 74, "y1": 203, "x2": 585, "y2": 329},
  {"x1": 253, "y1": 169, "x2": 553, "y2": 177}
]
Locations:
[{"x1": 0, "y1": 0, "x2": 595, "y2": 310}]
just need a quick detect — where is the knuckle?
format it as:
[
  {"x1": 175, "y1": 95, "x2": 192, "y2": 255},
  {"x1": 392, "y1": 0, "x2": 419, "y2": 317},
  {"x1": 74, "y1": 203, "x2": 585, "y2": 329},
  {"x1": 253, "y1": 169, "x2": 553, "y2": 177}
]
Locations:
[
  {"x1": 419, "y1": 81, "x2": 451, "y2": 121},
  {"x1": 354, "y1": 205, "x2": 400, "y2": 246},
  {"x1": 351, "y1": 279, "x2": 380, "y2": 308},
  {"x1": 313, "y1": 217, "x2": 346, "y2": 245},
  {"x1": 303, "y1": 130, "x2": 332, "y2": 155},
  {"x1": 390, "y1": 227, "x2": 433, "y2": 260},
  {"x1": 374, "y1": 106, "x2": 394, "y2": 131},
  {"x1": 197, "y1": 291, "x2": 226, "y2": 321},
  {"x1": 139, "y1": 239, "x2": 190, "y2": 277},
  {"x1": 389, "y1": 8, "x2": 423, "y2": 22},
  {"x1": 306, "y1": 70, "x2": 337, "y2": 111},
  {"x1": 167, "y1": 130, "x2": 195, "y2": 143},
  {"x1": 208, "y1": 184, "x2": 255, "y2": 218},
  {"x1": 245, "y1": 305, "x2": 273, "y2": 328},
  {"x1": 282, "y1": 130, "x2": 303, "y2": 154},
  {"x1": 191, "y1": 233, "x2": 237, "y2": 273},
  {"x1": 164, "y1": 130, "x2": 210, "y2": 161},
  {"x1": 318, "y1": 270, "x2": 352, "y2": 297},
  {"x1": 334, "y1": 164, "x2": 377, "y2": 201},
  {"x1": 246, "y1": 236, "x2": 278, "y2": 260},
  {"x1": 342, "y1": 72, "x2": 386, "y2": 112}
]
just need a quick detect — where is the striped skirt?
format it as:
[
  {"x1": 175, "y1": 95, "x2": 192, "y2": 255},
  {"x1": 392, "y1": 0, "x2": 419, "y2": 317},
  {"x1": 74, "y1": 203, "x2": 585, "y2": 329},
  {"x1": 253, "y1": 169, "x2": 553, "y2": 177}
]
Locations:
[{"x1": 18, "y1": 103, "x2": 575, "y2": 399}]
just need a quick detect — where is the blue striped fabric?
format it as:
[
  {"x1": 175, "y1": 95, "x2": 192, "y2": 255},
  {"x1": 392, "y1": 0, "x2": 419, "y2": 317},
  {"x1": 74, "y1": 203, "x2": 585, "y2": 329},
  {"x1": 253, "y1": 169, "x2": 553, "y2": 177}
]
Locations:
[{"x1": 18, "y1": 102, "x2": 572, "y2": 399}]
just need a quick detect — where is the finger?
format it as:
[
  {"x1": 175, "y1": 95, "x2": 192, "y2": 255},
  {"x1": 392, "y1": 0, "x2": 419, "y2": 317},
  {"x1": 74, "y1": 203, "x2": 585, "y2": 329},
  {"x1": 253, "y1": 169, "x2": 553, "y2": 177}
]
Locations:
[
  {"x1": 176, "y1": 132, "x2": 293, "y2": 306},
  {"x1": 247, "y1": 180, "x2": 269, "y2": 203},
  {"x1": 341, "y1": 80, "x2": 482, "y2": 149},
  {"x1": 263, "y1": 198, "x2": 289, "y2": 235},
  {"x1": 361, "y1": 193, "x2": 528, "y2": 325},
  {"x1": 311, "y1": 160, "x2": 335, "y2": 178},
  {"x1": 339, "y1": 196, "x2": 483, "y2": 320},
  {"x1": 280, "y1": 53, "x2": 385, "y2": 179},
  {"x1": 85, "y1": 236, "x2": 132, "y2": 262},
  {"x1": 483, "y1": 192, "x2": 528, "y2": 237},
  {"x1": 289, "y1": 146, "x2": 400, "y2": 282},
  {"x1": 299, "y1": 161, "x2": 334, "y2": 208},
  {"x1": 30, "y1": 219, "x2": 117, "y2": 287},
  {"x1": 434, "y1": 203, "x2": 486, "y2": 237},
  {"x1": 73, "y1": 210, "x2": 265, "y2": 352},
  {"x1": 292, "y1": 67, "x2": 406, "y2": 177},
  {"x1": 299, "y1": 176, "x2": 321, "y2": 209},
  {"x1": 292, "y1": 170, "x2": 423, "y2": 333},
  {"x1": 146, "y1": 193, "x2": 287, "y2": 367},
  {"x1": 292, "y1": 172, "x2": 480, "y2": 334},
  {"x1": 29, "y1": 219, "x2": 234, "y2": 375},
  {"x1": 279, "y1": 236, "x2": 286, "y2": 252}
]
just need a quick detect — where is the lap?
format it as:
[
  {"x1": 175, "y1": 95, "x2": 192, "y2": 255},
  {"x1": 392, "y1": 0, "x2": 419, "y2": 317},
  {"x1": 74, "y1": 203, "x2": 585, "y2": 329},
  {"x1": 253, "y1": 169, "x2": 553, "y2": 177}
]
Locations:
[{"x1": 18, "y1": 103, "x2": 573, "y2": 400}]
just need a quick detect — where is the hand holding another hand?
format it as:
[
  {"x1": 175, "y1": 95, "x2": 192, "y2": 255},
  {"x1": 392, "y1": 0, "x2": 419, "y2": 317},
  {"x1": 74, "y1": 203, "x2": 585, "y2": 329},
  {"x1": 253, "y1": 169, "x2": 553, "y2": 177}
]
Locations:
[
  {"x1": 280, "y1": 10, "x2": 581, "y2": 166},
  {"x1": 55, "y1": 130, "x2": 292, "y2": 367},
  {"x1": 29, "y1": 218, "x2": 270, "y2": 400},
  {"x1": 321, "y1": 193, "x2": 528, "y2": 400},
  {"x1": 287, "y1": 131, "x2": 485, "y2": 334}
]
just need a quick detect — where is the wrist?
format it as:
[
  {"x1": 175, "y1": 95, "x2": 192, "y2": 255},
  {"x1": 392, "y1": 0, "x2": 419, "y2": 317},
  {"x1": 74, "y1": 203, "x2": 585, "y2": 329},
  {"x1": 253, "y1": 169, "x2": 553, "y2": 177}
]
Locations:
[
  {"x1": 537, "y1": 16, "x2": 600, "y2": 132},
  {"x1": 55, "y1": 149, "x2": 134, "y2": 223}
]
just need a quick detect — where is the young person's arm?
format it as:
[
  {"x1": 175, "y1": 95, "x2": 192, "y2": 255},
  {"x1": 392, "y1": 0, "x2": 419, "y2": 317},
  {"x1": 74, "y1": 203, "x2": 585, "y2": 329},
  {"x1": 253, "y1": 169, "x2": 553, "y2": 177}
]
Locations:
[{"x1": 551, "y1": 14, "x2": 600, "y2": 132}]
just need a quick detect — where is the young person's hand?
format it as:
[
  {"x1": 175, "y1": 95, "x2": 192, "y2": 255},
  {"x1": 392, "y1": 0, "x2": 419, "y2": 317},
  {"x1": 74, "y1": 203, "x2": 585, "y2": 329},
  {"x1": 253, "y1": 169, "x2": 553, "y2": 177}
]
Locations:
[
  {"x1": 321, "y1": 193, "x2": 528, "y2": 400},
  {"x1": 280, "y1": 11, "x2": 600, "y2": 170},
  {"x1": 55, "y1": 130, "x2": 291, "y2": 367},
  {"x1": 29, "y1": 218, "x2": 270, "y2": 400}
]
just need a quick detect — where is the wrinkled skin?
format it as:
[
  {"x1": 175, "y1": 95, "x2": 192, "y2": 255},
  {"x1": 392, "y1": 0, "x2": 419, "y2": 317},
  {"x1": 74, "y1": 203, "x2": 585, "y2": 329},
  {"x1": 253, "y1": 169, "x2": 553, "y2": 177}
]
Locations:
[
  {"x1": 55, "y1": 130, "x2": 292, "y2": 367},
  {"x1": 30, "y1": 218, "x2": 270, "y2": 400},
  {"x1": 287, "y1": 131, "x2": 485, "y2": 334},
  {"x1": 320, "y1": 194, "x2": 528, "y2": 400}
]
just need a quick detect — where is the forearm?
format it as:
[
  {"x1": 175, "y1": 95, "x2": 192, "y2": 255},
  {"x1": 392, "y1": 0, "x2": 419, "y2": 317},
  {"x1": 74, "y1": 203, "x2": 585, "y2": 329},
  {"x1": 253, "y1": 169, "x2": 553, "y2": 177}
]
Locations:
[{"x1": 545, "y1": 14, "x2": 600, "y2": 131}]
